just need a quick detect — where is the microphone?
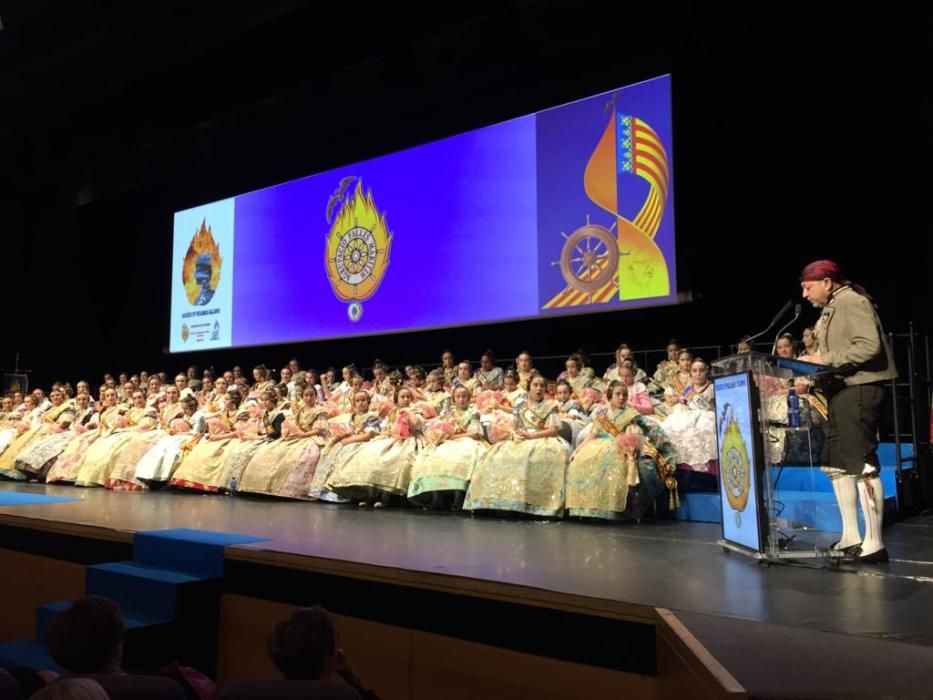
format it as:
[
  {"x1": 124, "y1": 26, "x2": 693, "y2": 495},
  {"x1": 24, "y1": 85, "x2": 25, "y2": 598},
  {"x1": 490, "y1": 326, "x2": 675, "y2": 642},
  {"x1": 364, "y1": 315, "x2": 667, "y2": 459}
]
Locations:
[
  {"x1": 771, "y1": 304, "x2": 802, "y2": 355},
  {"x1": 744, "y1": 300, "x2": 794, "y2": 347}
]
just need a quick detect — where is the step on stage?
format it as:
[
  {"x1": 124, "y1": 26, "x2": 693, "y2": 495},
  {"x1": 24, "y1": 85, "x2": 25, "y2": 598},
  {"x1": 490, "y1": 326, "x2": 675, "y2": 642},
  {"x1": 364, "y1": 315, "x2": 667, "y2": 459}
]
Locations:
[{"x1": 2, "y1": 481, "x2": 933, "y2": 699}]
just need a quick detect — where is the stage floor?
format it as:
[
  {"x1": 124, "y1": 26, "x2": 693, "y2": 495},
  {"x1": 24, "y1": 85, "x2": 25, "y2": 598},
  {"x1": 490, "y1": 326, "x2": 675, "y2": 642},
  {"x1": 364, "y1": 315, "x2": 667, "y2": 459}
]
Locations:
[{"x1": 2, "y1": 481, "x2": 933, "y2": 646}]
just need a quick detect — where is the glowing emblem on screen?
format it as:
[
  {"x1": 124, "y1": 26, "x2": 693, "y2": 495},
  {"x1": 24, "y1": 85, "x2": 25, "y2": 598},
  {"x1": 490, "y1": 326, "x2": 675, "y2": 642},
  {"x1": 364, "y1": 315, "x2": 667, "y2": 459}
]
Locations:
[
  {"x1": 324, "y1": 178, "x2": 392, "y2": 321},
  {"x1": 721, "y1": 411, "x2": 751, "y2": 525},
  {"x1": 182, "y1": 219, "x2": 223, "y2": 306}
]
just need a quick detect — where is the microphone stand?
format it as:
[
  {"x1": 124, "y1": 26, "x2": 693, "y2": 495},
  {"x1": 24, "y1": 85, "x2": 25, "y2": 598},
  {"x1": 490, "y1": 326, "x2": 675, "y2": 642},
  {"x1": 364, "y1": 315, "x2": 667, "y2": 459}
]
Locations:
[
  {"x1": 770, "y1": 304, "x2": 802, "y2": 355},
  {"x1": 743, "y1": 300, "x2": 794, "y2": 348}
]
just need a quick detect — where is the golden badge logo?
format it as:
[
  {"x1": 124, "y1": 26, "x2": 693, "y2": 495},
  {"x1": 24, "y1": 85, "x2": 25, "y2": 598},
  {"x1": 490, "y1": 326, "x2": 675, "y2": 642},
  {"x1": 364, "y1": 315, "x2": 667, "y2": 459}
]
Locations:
[
  {"x1": 182, "y1": 218, "x2": 223, "y2": 306},
  {"x1": 721, "y1": 414, "x2": 751, "y2": 527},
  {"x1": 181, "y1": 324, "x2": 190, "y2": 342},
  {"x1": 324, "y1": 177, "x2": 392, "y2": 322}
]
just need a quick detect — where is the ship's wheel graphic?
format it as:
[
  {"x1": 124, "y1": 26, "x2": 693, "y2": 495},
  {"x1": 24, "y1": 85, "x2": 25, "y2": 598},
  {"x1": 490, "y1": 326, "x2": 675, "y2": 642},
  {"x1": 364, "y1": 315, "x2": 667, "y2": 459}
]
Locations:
[{"x1": 551, "y1": 216, "x2": 624, "y2": 299}]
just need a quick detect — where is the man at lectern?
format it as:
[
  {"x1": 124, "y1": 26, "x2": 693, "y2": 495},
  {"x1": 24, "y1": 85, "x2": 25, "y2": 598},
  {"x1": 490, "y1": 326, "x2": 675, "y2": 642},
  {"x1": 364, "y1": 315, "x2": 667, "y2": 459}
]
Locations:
[{"x1": 799, "y1": 260, "x2": 897, "y2": 564}]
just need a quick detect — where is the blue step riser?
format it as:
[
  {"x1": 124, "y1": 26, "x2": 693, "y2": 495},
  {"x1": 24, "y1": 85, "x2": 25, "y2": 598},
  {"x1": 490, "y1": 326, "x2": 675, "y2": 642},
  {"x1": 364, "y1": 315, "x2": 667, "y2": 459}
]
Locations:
[
  {"x1": 36, "y1": 602, "x2": 69, "y2": 647},
  {"x1": 680, "y1": 492, "x2": 897, "y2": 532},
  {"x1": 133, "y1": 537, "x2": 226, "y2": 579},
  {"x1": 0, "y1": 640, "x2": 63, "y2": 674},
  {"x1": 85, "y1": 568, "x2": 180, "y2": 621},
  {"x1": 768, "y1": 467, "x2": 902, "y2": 504}
]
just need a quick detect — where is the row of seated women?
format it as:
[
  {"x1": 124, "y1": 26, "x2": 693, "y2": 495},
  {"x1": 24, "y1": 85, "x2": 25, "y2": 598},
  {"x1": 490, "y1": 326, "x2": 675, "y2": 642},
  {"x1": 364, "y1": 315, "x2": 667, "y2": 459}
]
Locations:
[
  {"x1": 0, "y1": 340, "x2": 826, "y2": 520},
  {"x1": 0, "y1": 369, "x2": 690, "y2": 521}
]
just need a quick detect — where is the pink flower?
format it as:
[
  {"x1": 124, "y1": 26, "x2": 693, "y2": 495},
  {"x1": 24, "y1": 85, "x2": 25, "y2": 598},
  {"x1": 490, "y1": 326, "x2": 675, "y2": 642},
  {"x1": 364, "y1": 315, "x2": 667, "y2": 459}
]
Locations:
[
  {"x1": 328, "y1": 421, "x2": 351, "y2": 439},
  {"x1": 424, "y1": 421, "x2": 456, "y2": 445},
  {"x1": 630, "y1": 392, "x2": 653, "y2": 415},
  {"x1": 394, "y1": 411, "x2": 411, "y2": 438},
  {"x1": 486, "y1": 412, "x2": 515, "y2": 443},
  {"x1": 614, "y1": 432, "x2": 644, "y2": 456},
  {"x1": 412, "y1": 401, "x2": 437, "y2": 419},
  {"x1": 579, "y1": 388, "x2": 602, "y2": 411},
  {"x1": 370, "y1": 394, "x2": 394, "y2": 417},
  {"x1": 475, "y1": 390, "x2": 506, "y2": 414},
  {"x1": 170, "y1": 418, "x2": 190, "y2": 434}
]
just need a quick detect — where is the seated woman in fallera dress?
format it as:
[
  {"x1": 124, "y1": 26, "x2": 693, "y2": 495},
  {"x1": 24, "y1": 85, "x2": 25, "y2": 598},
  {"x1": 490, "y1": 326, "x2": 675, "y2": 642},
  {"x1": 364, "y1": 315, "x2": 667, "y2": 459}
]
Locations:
[
  {"x1": 662, "y1": 349, "x2": 694, "y2": 398},
  {"x1": 563, "y1": 353, "x2": 595, "y2": 399},
  {"x1": 216, "y1": 388, "x2": 276, "y2": 493},
  {"x1": 421, "y1": 371, "x2": 451, "y2": 415},
  {"x1": 618, "y1": 362, "x2": 656, "y2": 417},
  {"x1": 105, "y1": 385, "x2": 185, "y2": 490},
  {"x1": 660, "y1": 357, "x2": 718, "y2": 492},
  {"x1": 17, "y1": 392, "x2": 97, "y2": 481},
  {"x1": 405, "y1": 366, "x2": 428, "y2": 401},
  {"x1": 169, "y1": 388, "x2": 248, "y2": 492},
  {"x1": 515, "y1": 351, "x2": 536, "y2": 392},
  {"x1": 439, "y1": 350, "x2": 458, "y2": 389},
  {"x1": 239, "y1": 385, "x2": 331, "y2": 499},
  {"x1": 0, "y1": 397, "x2": 21, "y2": 457},
  {"x1": 370, "y1": 360, "x2": 394, "y2": 398},
  {"x1": 451, "y1": 361, "x2": 479, "y2": 395},
  {"x1": 75, "y1": 389, "x2": 157, "y2": 487},
  {"x1": 144, "y1": 376, "x2": 166, "y2": 410},
  {"x1": 408, "y1": 385, "x2": 488, "y2": 510},
  {"x1": 554, "y1": 380, "x2": 589, "y2": 445},
  {"x1": 501, "y1": 370, "x2": 527, "y2": 409},
  {"x1": 464, "y1": 375, "x2": 569, "y2": 517},
  {"x1": 566, "y1": 381, "x2": 678, "y2": 521},
  {"x1": 250, "y1": 365, "x2": 276, "y2": 400},
  {"x1": 327, "y1": 387, "x2": 426, "y2": 508},
  {"x1": 0, "y1": 395, "x2": 44, "y2": 477},
  {"x1": 0, "y1": 388, "x2": 73, "y2": 479},
  {"x1": 309, "y1": 390, "x2": 382, "y2": 502},
  {"x1": 45, "y1": 399, "x2": 101, "y2": 484},
  {"x1": 603, "y1": 344, "x2": 649, "y2": 385},
  {"x1": 133, "y1": 395, "x2": 206, "y2": 485},
  {"x1": 474, "y1": 350, "x2": 504, "y2": 392}
]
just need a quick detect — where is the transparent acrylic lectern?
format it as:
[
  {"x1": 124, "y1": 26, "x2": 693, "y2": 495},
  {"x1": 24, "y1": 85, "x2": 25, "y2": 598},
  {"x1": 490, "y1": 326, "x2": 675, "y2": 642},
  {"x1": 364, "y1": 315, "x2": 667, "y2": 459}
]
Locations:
[{"x1": 711, "y1": 352, "x2": 842, "y2": 565}]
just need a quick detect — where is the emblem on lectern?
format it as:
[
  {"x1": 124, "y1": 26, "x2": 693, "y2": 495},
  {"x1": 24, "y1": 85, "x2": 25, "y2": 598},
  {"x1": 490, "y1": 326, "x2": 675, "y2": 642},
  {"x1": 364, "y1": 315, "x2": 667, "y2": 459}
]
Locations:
[
  {"x1": 722, "y1": 414, "x2": 751, "y2": 515},
  {"x1": 324, "y1": 177, "x2": 392, "y2": 322}
]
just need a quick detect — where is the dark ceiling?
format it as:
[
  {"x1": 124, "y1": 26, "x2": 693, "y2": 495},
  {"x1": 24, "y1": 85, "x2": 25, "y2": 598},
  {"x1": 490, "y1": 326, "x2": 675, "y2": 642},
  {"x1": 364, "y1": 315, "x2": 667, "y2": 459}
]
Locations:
[{"x1": 0, "y1": 1, "x2": 929, "y2": 384}]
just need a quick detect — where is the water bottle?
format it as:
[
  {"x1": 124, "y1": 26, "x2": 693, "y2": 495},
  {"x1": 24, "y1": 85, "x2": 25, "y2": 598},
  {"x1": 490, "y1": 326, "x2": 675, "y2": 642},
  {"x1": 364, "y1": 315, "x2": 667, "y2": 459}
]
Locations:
[
  {"x1": 786, "y1": 388, "x2": 801, "y2": 428},
  {"x1": 228, "y1": 475, "x2": 238, "y2": 496}
]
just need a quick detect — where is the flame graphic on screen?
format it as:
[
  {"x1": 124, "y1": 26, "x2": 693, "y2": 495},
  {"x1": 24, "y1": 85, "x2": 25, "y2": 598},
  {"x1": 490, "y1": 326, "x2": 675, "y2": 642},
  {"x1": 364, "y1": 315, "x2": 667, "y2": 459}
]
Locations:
[
  {"x1": 326, "y1": 179, "x2": 392, "y2": 302},
  {"x1": 182, "y1": 219, "x2": 223, "y2": 305},
  {"x1": 330, "y1": 181, "x2": 389, "y2": 248}
]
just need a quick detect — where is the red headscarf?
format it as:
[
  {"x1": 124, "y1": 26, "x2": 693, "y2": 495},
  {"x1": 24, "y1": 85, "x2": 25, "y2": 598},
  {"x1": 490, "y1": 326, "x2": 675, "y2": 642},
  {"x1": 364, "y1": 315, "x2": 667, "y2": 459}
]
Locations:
[
  {"x1": 800, "y1": 259, "x2": 842, "y2": 282},
  {"x1": 800, "y1": 260, "x2": 872, "y2": 301}
]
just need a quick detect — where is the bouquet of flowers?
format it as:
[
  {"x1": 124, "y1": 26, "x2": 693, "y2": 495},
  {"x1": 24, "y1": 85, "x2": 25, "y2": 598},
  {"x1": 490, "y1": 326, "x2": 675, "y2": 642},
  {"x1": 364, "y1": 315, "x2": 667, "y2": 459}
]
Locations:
[
  {"x1": 424, "y1": 419, "x2": 456, "y2": 445},
  {"x1": 412, "y1": 401, "x2": 438, "y2": 419},
  {"x1": 327, "y1": 420, "x2": 351, "y2": 440},
  {"x1": 393, "y1": 409, "x2": 412, "y2": 438},
  {"x1": 370, "y1": 393, "x2": 395, "y2": 417},
  {"x1": 614, "y1": 431, "x2": 645, "y2": 457},
  {"x1": 474, "y1": 390, "x2": 505, "y2": 415},
  {"x1": 235, "y1": 421, "x2": 260, "y2": 440},
  {"x1": 170, "y1": 418, "x2": 191, "y2": 434},
  {"x1": 280, "y1": 417, "x2": 300, "y2": 439},
  {"x1": 486, "y1": 411, "x2": 515, "y2": 443},
  {"x1": 579, "y1": 387, "x2": 603, "y2": 413}
]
